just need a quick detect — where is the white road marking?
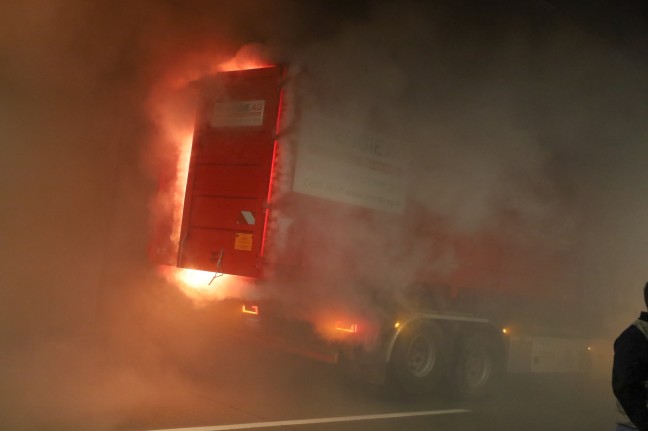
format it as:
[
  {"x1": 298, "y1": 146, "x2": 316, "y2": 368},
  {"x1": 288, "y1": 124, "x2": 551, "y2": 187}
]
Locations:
[{"x1": 146, "y1": 409, "x2": 471, "y2": 431}]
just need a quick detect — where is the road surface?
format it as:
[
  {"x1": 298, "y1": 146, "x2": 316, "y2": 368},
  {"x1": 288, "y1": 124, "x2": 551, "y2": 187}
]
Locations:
[{"x1": 111, "y1": 304, "x2": 614, "y2": 431}]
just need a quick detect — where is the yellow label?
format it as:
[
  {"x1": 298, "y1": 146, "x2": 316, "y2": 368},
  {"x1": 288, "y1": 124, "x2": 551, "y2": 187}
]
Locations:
[{"x1": 234, "y1": 233, "x2": 253, "y2": 251}]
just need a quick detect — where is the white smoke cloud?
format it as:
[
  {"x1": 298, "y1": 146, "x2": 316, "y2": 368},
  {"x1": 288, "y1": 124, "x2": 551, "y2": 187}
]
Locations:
[{"x1": 2, "y1": 0, "x2": 648, "y2": 428}]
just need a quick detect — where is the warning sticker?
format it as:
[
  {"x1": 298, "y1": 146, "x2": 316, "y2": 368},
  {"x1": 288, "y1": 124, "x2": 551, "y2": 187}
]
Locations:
[
  {"x1": 240, "y1": 210, "x2": 256, "y2": 225},
  {"x1": 234, "y1": 233, "x2": 254, "y2": 251},
  {"x1": 210, "y1": 100, "x2": 265, "y2": 127}
]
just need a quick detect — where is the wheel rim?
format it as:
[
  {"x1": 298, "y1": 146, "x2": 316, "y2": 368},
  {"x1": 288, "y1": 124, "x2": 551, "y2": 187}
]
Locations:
[
  {"x1": 406, "y1": 334, "x2": 436, "y2": 377},
  {"x1": 463, "y1": 350, "x2": 491, "y2": 388}
]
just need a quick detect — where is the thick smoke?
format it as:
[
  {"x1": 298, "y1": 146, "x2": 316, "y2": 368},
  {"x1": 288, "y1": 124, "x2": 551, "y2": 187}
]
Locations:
[
  {"x1": 0, "y1": 1, "x2": 377, "y2": 428},
  {"x1": 1, "y1": 0, "x2": 647, "y2": 429},
  {"x1": 260, "y1": 1, "x2": 648, "y2": 344}
]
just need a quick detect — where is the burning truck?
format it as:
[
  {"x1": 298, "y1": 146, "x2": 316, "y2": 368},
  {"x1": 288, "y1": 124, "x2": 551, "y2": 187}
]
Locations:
[{"x1": 150, "y1": 65, "x2": 593, "y2": 398}]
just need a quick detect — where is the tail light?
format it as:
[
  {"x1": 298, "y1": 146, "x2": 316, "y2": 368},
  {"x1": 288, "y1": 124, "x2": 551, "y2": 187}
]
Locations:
[
  {"x1": 335, "y1": 321, "x2": 359, "y2": 334},
  {"x1": 242, "y1": 304, "x2": 259, "y2": 315}
]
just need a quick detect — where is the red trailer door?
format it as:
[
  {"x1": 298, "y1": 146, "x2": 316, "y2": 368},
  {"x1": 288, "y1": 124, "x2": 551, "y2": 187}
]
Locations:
[{"x1": 177, "y1": 66, "x2": 283, "y2": 277}]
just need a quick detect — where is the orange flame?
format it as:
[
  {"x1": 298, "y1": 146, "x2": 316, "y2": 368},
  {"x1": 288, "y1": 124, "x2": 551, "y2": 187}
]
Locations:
[
  {"x1": 158, "y1": 265, "x2": 257, "y2": 306},
  {"x1": 176, "y1": 268, "x2": 217, "y2": 288},
  {"x1": 151, "y1": 48, "x2": 272, "y2": 303},
  {"x1": 170, "y1": 133, "x2": 194, "y2": 243},
  {"x1": 218, "y1": 43, "x2": 272, "y2": 72},
  {"x1": 164, "y1": 57, "x2": 272, "y2": 245},
  {"x1": 218, "y1": 58, "x2": 272, "y2": 72},
  {"x1": 158, "y1": 266, "x2": 221, "y2": 301}
]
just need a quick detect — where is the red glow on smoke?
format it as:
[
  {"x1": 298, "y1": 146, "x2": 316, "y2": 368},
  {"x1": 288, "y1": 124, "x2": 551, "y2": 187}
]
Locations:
[{"x1": 150, "y1": 50, "x2": 274, "y2": 301}]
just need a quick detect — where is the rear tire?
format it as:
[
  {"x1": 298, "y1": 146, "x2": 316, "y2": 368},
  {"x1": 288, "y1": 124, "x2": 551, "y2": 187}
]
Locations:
[
  {"x1": 449, "y1": 333, "x2": 504, "y2": 400},
  {"x1": 389, "y1": 322, "x2": 447, "y2": 395}
]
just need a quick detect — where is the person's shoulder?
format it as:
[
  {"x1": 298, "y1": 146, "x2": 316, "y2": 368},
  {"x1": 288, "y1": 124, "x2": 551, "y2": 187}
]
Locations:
[{"x1": 615, "y1": 324, "x2": 645, "y2": 347}]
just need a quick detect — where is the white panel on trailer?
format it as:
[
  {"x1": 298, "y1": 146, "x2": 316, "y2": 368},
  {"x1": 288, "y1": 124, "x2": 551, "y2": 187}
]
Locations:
[
  {"x1": 507, "y1": 336, "x2": 591, "y2": 373},
  {"x1": 292, "y1": 111, "x2": 410, "y2": 213}
]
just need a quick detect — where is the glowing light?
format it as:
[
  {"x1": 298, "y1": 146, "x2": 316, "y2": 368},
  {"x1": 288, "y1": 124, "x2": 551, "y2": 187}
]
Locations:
[
  {"x1": 335, "y1": 322, "x2": 359, "y2": 334},
  {"x1": 159, "y1": 266, "x2": 223, "y2": 301},
  {"x1": 219, "y1": 58, "x2": 272, "y2": 72},
  {"x1": 171, "y1": 133, "x2": 194, "y2": 243},
  {"x1": 242, "y1": 305, "x2": 259, "y2": 315},
  {"x1": 159, "y1": 265, "x2": 256, "y2": 306},
  {"x1": 587, "y1": 346, "x2": 592, "y2": 351},
  {"x1": 502, "y1": 328, "x2": 509, "y2": 334},
  {"x1": 176, "y1": 268, "x2": 216, "y2": 288},
  {"x1": 394, "y1": 322, "x2": 401, "y2": 329},
  {"x1": 151, "y1": 52, "x2": 275, "y2": 304},
  {"x1": 151, "y1": 53, "x2": 274, "y2": 251}
]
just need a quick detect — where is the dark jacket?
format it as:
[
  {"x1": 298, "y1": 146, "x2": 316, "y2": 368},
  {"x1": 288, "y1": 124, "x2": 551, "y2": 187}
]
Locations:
[{"x1": 613, "y1": 311, "x2": 648, "y2": 431}]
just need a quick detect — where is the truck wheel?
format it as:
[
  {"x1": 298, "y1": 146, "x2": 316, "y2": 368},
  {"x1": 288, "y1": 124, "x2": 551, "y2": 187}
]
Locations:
[
  {"x1": 389, "y1": 322, "x2": 447, "y2": 394},
  {"x1": 450, "y1": 333, "x2": 504, "y2": 400}
]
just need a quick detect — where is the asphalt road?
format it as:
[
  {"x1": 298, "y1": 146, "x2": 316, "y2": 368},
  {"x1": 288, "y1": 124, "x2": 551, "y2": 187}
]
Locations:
[
  {"x1": 112, "y1": 312, "x2": 615, "y2": 431},
  {"x1": 4, "y1": 291, "x2": 611, "y2": 431}
]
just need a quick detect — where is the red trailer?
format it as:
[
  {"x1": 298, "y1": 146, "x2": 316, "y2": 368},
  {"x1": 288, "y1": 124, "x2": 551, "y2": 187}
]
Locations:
[
  {"x1": 176, "y1": 66, "x2": 283, "y2": 278},
  {"x1": 158, "y1": 65, "x2": 593, "y2": 398}
]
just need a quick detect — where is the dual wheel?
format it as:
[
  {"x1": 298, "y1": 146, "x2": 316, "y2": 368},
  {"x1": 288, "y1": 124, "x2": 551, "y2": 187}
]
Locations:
[{"x1": 389, "y1": 321, "x2": 503, "y2": 398}]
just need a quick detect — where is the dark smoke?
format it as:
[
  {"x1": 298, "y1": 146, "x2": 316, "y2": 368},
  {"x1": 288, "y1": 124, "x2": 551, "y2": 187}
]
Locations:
[{"x1": 1, "y1": 0, "x2": 647, "y2": 429}]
